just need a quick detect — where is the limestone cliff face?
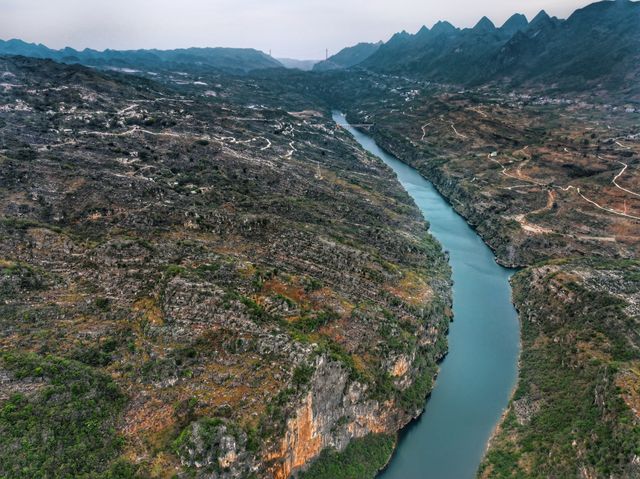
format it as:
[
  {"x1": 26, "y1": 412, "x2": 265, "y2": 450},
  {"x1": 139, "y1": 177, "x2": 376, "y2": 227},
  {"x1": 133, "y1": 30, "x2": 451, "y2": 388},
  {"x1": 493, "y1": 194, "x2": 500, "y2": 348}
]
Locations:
[{"x1": 265, "y1": 355, "x2": 400, "y2": 479}]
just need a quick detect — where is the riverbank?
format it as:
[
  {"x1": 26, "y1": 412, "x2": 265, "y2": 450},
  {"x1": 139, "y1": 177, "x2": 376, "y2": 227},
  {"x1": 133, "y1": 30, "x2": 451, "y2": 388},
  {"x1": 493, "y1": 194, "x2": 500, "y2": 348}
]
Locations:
[{"x1": 480, "y1": 259, "x2": 640, "y2": 478}]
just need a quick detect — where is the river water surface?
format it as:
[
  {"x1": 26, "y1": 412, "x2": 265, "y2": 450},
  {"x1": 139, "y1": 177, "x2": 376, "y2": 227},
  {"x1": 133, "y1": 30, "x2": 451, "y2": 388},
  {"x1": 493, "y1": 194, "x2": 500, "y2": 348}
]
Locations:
[{"x1": 333, "y1": 112, "x2": 520, "y2": 479}]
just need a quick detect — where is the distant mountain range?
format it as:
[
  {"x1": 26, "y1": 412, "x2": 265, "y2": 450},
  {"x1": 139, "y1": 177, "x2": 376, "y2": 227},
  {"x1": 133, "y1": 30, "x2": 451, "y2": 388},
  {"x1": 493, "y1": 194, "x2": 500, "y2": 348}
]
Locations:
[
  {"x1": 0, "y1": 39, "x2": 283, "y2": 73},
  {"x1": 1, "y1": 0, "x2": 638, "y2": 96},
  {"x1": 322, "y1": 0, "x2": 640, "y2": 96},
  {"x1": 313, "y1": 42, "x2": 382, "y2": 71}
]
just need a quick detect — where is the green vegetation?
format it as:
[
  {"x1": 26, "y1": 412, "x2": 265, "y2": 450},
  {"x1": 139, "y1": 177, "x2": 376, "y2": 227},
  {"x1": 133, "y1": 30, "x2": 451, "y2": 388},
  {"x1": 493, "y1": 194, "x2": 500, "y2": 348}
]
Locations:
[
  {"x1": 0, "y1": 54, "x2": 456, "y2": 479},
  {"x1": 480, "y1": 260, "x2": 640, "y2": 478},
  {"x1": 299, "y1": 434, "x2": 396, "y2": 479},
  {"x1": 288, "y1": 310, "x2": 340, "y2": 334},
  {"x1": 0, "y1": 352, "x2": 128, "y2": 479},
  {"x1": 173, "y1": 417, "x2": 256, "y2": 475},
  {"x1": 292, "y1": 363, "x2": 315, "y2": 386}
]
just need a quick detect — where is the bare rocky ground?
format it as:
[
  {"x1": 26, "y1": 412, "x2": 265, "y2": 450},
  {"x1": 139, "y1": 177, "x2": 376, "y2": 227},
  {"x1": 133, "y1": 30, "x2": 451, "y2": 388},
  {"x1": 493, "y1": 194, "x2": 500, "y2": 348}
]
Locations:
[{"x1": 0, "y1": 57, "x2": 451, "y2": 479}]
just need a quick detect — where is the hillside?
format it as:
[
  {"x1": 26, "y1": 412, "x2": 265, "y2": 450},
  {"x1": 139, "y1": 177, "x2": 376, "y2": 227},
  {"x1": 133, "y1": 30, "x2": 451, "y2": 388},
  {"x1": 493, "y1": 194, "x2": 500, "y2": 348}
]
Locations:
[
  {"x1": 0, "y1": 56, "x2": 451, "y2": 478},
  {"x1": 313, "y1": 42, "x2": 382, "y2": 72},
  {"x1": 0, "y1": 39, "x2": 283, "y2": 73},
  {"x1": 481, "y1": 258, "x2": 640, "y2": 478}
]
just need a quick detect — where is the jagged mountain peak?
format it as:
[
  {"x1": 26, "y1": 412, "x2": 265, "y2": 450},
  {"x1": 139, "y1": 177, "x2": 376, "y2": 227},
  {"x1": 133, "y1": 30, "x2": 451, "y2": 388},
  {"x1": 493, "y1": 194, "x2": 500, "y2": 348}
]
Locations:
[
  {"x1": 357, "y1": 0, "x2": 639, "y2": 96},
  {"x1": 387, "y1": 30, "x2": 413, "y2": 45},
  {"x1": 530, "y1": 10, "x2": 551, "y2": 25},
  {"x1": 501, "y1": 13, "x2": 529, "y2": 35},
  {"x1": 393, "y1": 30, "x2": 411, "y2": 39},
  {"x1": 431, "y1": 20, "x2": 457, "y2": 34},
  {"x1": 473, "y1": 16, "x2": 496, "y2": 32}
]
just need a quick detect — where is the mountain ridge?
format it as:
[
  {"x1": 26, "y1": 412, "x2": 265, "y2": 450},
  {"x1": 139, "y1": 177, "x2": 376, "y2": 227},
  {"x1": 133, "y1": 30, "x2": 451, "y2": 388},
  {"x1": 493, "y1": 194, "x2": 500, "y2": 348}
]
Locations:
[
  {"x1": 0, "y1": 38, "x2": 283, "y2": 73},
  {"x1": 312, "y1": 41, "x2": 382, "y2": 72},
  {"x1": 348, "y1": 0, "x2": 639, "y2": 96}
]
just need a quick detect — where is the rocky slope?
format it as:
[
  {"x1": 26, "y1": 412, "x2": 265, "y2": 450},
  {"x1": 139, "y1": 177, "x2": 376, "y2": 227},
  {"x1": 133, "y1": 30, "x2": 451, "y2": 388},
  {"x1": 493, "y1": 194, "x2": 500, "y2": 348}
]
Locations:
[
  {"x1": 0, "y1": 56, "x2": 451, "y2": 478},
  {"x1": 310, "y1": 74, "x2": 640, "y2": 267}
]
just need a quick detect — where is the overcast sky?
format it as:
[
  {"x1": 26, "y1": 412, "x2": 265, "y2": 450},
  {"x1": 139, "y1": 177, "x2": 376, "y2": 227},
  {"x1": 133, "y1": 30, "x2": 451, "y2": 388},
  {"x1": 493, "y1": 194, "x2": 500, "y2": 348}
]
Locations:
[{"x1": 0, "y1": 0, "x2": 592, "y2": 59}]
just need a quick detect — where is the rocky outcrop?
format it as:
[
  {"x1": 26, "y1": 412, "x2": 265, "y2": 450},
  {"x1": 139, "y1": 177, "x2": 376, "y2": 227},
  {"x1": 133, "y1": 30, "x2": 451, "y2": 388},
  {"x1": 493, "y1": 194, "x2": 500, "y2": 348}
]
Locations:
[
  {"x1": 265, "y1": 356, "x2": 396, "y2": 479},
  {"x1": 176, "y1": 419, "x2": 257, "y2": 478}
]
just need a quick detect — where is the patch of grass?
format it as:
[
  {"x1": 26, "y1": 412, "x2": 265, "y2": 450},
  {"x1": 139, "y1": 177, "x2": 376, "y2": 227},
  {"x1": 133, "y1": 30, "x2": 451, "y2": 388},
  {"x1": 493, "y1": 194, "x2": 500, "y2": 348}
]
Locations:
[{"x1": 289, "y1": 310, "x2": 340, "y2": 334}]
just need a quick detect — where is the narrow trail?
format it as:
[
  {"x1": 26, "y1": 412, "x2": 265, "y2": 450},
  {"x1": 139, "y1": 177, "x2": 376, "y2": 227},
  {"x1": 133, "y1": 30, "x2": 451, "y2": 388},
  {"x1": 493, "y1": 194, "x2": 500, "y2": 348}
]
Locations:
[
  {"x1": 80, "y1": 126, "x2": 187, "y2": 139},
  {"x1": 610, "y1": 159, "x2": 640, "y2": 198},
  {"x1": 420, "y1": 123, "x2": 431, "y2": 141},
  {"x1": 259, "y1": 137, "x2": 272, "y2": 151},
  {"x1": 488, "y1": 154, "x2": 545, "y2": 186},
  {"x1": 451, "y1": 123, "x2": 467, "y2": 139},
  {"x1": 560, "y1": 185, "x2": 640, "y2": 221},
  {"x1": 80, "y1": 125, "x2": 280, "y2": 155},
  {"x1": 489, "y1": 152, "x2": 639, "y2": 222},
  {"x1": 117, "y1": 104, "x2": 139, "y2": 115},
  {"x1": 514, "y1": 159, "x2": 546, "y2": 185},
  {"x1": 468, "y1": 107, "x2": 488, "y2": 118},
  {"x1": 511, "y1": 190, "x2": 556, "y2": 234},
  {"x1": 37, "y1": 140, "x2": 77, "y2": 151},
  {"x1": 284, "y1": 140, "x2": 296, "y2": 159}
]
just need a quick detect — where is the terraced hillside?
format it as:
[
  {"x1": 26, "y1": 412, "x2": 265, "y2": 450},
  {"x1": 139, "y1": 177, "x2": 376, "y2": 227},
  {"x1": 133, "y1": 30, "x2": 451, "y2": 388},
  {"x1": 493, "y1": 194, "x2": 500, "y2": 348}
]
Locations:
[{"x1": 0, "y1": 56, "x2": 451, "y2": 479}]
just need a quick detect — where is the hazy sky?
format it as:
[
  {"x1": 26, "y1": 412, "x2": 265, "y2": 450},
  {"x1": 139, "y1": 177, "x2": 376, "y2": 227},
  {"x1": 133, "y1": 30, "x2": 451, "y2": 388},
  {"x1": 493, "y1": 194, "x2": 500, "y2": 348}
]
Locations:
[{"x1": 0, "y1": 0, "x2": 592, "y2": 59}]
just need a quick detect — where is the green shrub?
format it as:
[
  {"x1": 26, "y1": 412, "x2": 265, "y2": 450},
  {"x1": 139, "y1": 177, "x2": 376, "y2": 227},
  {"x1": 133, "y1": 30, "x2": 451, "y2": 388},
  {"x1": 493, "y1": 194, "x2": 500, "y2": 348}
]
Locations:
[
  {"x1": 292, "y1": 364, "x2": 315, "y2": 386},
  {"x1": 299, "y1": 434, "x2": 395, "y2": 479},
  {"x1": 0, "y1": 352, "x2": 127, "y2": 478}
]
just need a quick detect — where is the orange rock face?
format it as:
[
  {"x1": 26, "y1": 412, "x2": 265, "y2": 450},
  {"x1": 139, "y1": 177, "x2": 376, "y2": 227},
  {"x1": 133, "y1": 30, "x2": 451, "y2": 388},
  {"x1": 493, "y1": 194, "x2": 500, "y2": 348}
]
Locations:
[
  {"x1": 266, "y1": 392, "x2": 323, "y2": 479},
  {"x1": 265, "y1": 379, "x2": 395, "y2": 479}
]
